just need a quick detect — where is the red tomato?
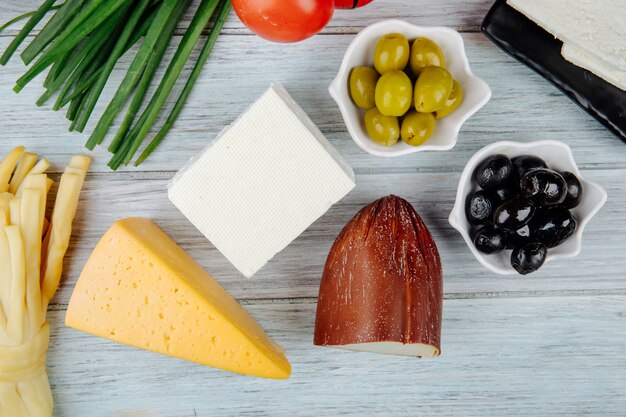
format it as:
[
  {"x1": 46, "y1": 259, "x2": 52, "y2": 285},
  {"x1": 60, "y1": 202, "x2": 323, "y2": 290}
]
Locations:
[
  {"x1": 231, "y1": 0, "x2": 335, "y2": 43},
  {"x1": 334, "y1": 0, "x2": 373, "y2": 9}
]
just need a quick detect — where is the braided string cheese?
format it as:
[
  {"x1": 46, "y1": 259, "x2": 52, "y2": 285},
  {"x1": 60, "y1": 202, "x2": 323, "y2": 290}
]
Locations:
[{"x1": 0, "y1": 148, "x2": 89, "y2": 417}]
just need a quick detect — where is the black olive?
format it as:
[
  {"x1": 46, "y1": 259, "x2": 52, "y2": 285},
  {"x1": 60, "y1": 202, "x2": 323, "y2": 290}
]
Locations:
[
  {"x1": 473, "y1": 154, "x2": 514, "y2": 190},
  {"x1": 519, "y1": 168, "x2": 567, "y2": 206},
  {"x1": 505, "y1": 224, "x2": 533, "y2": 249},
  {"x1": 511, "y1": 155, "x2": 547, "y2": 179},
  {"x1": 511, "y1": 241, "x2": 547, "y2": 275},
  {"x1": 493, "y1": 197, "x2": 536, "y2": 231},
  {"x1": 561, "y1": 171, "x2": 583, "y2": 209},
  {"x1": 473, "y1": 225, "x2": 506, "y2": 254},
  {"x1": 490, "y1": 185, "x2": 518, "y2": 203},
  {"x1": 533, "y1": 207, "x2": 577, "y2": 248},
  {"x1": 465, "y1": 190, "x2": 496, "y2": 225}
]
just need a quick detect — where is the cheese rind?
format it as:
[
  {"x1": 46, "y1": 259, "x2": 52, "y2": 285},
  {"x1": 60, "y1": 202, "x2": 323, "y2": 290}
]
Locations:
[
  {"x1": 65, "y1": 218, "x2": 291, "y2": 379},
  {"x1": 168, "y1": 84, "x2": 356, "y2": 278}
]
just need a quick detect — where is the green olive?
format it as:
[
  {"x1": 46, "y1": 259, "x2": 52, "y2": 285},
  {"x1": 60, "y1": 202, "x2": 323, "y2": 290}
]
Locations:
[
  {"x1": 374, "y1": 33, "x2": 410, "y2": 74},
  {"x1": 349, "y1": 66, "x2": 379, "y2": 109},
  {"x1": 414, "y1": 66, "x2": 453, "y2": 113},
  {"x1": 375, "y1": 70, "x2": 413, "y2": 117},
  {"x1": 409, "y1": 37, "x2": 446, "y2": 75},
  {"x1": 364, "y1": 107, "x2": 400, "y2": 146},
  {"x1": 434, "y1": 79, "x2": 463, "y2": 119},
  {"x1": 401, "y1": 112, "x2": 435, "y2": 146}
]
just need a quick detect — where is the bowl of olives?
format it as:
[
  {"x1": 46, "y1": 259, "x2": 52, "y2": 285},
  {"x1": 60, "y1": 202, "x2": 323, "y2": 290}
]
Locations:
[
  {"x1": 329, "y1": 19, "x2": 491, "y2": 157},
  {"x1": 448, "y1": 140, "x2": 607, "y2": 275}
]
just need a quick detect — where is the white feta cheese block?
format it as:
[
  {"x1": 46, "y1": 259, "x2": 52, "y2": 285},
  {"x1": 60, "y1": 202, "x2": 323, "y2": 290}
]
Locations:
[
  {"x1": 168, "y1": 84, "x2": 356, "y2": 278},
  {"x1": 507, "y1": 0, "x2": 626, "y2": 71}
]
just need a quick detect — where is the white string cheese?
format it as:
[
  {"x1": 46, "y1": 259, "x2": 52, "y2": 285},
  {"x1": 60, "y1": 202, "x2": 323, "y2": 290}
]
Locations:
[{"x1": 0, "y1": 148, "x2": 89, "y2": 417}]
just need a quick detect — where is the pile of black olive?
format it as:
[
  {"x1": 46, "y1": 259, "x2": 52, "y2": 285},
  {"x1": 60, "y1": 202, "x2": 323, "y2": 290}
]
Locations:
[{"x1": 465, "y1": 154, "x2": 583, "y2": 275}]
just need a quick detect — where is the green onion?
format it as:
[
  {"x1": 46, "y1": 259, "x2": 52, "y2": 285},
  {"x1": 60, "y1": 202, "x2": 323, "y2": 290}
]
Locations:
[
  {"x1": 73, "y1": 0, "x2": 153, "y2": 133},
  {"x1": 43, "y1": 47, "x2": 71, "y2": 89},
  {"x1": 51, "y1": 28, "x2": 121, "y2": 110},
  {"x1": 42, "y1": 6, "x2": 127, "y2": 110},
  {"x1": 85, "y1": 0, "x2": 184, "y2": 150},
  {"x1": 0, "y1": 0, "x2": 57, "y2": 66},
  {"x1": 137, "y1": 0, "x2": 232, "y2": 166},
  {"x1": 0, "y1": 4, "x2": 63, "y2": 34},
  {"x1": 21, "y1": 0, "x2": 87, "y2": 65},
  {"x1": 56, "y1": 7, "x2": 160, "y2": 111},
  {"x1": 113, "y1": 0, "x2": 222, "y2": 168},
  {"x1": 56, "y1": 65, "x2": 101, "y2": 110},
  {"x1": 1, "y1": 0, "x2": 229, "y2": 168},
  {"x1": 14, "y1": 0, "x2": 130, "y2": 92},
  {"x1": 36, "y1": 39, "x2": 91, "y2": 106},
  {"x1": 66, "y1": 88, "x2": 86, "y2": 122},
  {"x1": 44, "y1": 0, "x2": 126, "y2": 55},
  {"x1": 108, "y1": 0, "x2": 190, "y2": 154}
]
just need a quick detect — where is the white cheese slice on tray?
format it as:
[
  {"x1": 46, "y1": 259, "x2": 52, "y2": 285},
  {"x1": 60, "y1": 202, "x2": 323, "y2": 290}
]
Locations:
[
  {"x1": 507, "y1": 0, "x2": 626, "y2": 71},
  {"x1": 562, "y1": 43, "x2": 626, "y2": 91},
  {"x1": 168, "y1": 84, "x2": 356, "y2": 278}
]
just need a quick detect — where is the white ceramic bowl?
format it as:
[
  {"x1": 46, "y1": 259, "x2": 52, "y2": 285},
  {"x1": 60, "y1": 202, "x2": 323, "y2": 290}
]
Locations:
[
  {"x1": 449, "y1": 140, "x2": 607, "y2": 275},
  {"x1": 329, "y1": 19, "x2": 491, "y2": 157}
]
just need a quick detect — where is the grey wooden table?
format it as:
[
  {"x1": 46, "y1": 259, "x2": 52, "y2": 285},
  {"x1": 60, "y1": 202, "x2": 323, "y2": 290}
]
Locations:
[{"x1": 1, "y1": 1, "x2": 625, "y2": 416}]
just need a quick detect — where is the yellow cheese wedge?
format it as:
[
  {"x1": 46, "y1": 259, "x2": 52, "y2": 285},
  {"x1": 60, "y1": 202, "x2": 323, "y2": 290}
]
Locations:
[{"x1": 65, "y1": 218, "x2": 291, "y2": 379}]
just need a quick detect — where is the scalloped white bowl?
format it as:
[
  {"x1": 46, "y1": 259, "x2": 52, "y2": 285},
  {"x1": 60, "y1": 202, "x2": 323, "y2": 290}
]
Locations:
[
  {"x1": 449, "y1": 140, "x2": 607, "y2": 275},
  {"x1": 329, "y1": 19, "x2": 491, "y2": 157}
]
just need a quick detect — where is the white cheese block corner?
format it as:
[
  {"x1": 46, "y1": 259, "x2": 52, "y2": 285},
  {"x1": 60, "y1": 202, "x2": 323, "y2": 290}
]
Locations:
[
  {"x1": 562, "y1": 44, "x2": 626, "y2": 91},
  {"x1": 168, "y1": 84, "x2": 356, "y2": 278},
  {"x1": 507, "y1": 0, "x2": 626, "y2": 72}
]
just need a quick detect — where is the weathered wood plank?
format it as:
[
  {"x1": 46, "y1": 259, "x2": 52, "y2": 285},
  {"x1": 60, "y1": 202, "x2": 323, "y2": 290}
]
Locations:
[
  {"x1": 0, "y1": 33, "x2": 623, "y2": 174},
  {"x1": 0, "y1": 0, "x2": 494, "y2": 36},
  {"x1": 2, "y1": 2, "x2": 625, "y2": 417},
  {"x1": 2, "y1": 2, "x2": 625, "y2": 416},
  {"x1": 46, "y1": 169, "x2": 623, "y2": 305},
  {"x1": 46, "y1": 295, "x2": 626, "y2": 416}
]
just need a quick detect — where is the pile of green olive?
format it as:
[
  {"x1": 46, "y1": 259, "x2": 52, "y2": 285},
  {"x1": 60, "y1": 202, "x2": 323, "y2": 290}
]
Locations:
[{"x1": 349, "y1": 33, "x2": 463, "y2": 147}]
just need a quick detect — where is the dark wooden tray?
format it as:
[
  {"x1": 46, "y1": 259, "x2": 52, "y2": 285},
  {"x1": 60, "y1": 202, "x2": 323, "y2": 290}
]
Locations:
[{"x1": 481, "y1": 0, "x2": 626, "y2": 143}]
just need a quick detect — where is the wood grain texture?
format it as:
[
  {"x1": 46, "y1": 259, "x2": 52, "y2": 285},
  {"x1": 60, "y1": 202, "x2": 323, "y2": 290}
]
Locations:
[
  {"x1": 0, "y1": 33, "x2": 623, "y2": 175},
  {"x1": 1, "y1": 1, "x2": 625, "y2": 416},
  {"x1": 47, "y1": 169, "x2": 624, "y2": 304},
  {"x1": 46, "y1": 296, "x2": 626, "y2": 416}
]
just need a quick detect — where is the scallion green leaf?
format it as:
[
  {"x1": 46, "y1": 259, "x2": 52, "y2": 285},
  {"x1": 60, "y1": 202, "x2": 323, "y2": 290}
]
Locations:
[
  {"x1": 14, "y1": 0, "x2": 129, "y2": 92},
  {"x1": 0, "y1": 4, "x2": 63, "y2": 33},
  {"x1": 115, "y1": 0, "x2": 222, "y2": 167},
  {"x1": 0, "y1": 0, "x2": 57, "y2": 66},
  {"x1": 85, "y1": 0, "x2": 185, "y2": 149},
  {"x1": 108, "y1": 0, "x2": 190, "y2": 154},
  {"x1": 21, "y1": 0, "x2": 87, "y2": 65},
  {"x1": 137, "y1": 0, "x2": 231, "y2": 165},
  {"x1": 73, "y1": 0, "x2": 154, "y2": 133},
  {"x1": 2, "y1": 0, "x2": 232, "y2": 168}
]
